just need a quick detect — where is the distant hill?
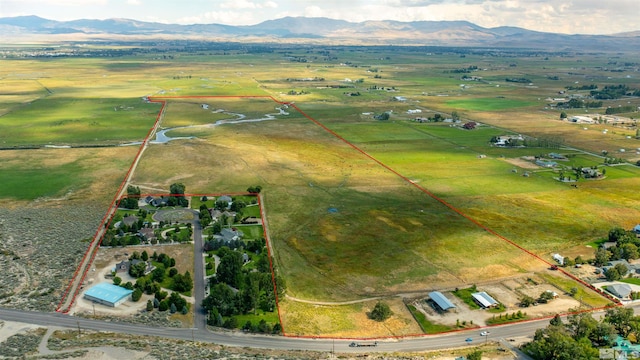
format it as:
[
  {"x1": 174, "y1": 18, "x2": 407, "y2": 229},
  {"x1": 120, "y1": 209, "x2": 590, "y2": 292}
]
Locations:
[{"x1": 1, "y1": 15, "x2": 639, "y2": 50}]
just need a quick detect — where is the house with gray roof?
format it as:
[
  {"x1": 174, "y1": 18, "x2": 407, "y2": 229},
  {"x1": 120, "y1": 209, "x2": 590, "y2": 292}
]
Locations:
[{"x1": 607, "y1": 283, "x2": 633, "y2": 300}]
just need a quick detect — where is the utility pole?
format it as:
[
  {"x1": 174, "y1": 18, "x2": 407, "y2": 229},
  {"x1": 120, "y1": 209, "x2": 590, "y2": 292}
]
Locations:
[{"x1": 76, "y1": 321, "x2": 81, "y2": 337}]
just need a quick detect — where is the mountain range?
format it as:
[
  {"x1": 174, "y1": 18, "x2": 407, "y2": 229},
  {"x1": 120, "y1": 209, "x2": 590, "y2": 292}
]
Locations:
[{"x1": 2, "y1": 15, "x2": 639, "y2": 50}]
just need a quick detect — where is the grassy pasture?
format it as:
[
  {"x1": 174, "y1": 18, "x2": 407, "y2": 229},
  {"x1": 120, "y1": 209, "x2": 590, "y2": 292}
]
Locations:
[
  {"x1": 0, "y1": 147, "x2": 138, "y2": 202},
  {"x1": 133, "y1": 98, "x2": 546, "y2": 303},
  {"x1": 0, "y1": 97, "x2": 160, "y2": 146},
  {"x1": 3, "y1": 46, "x2": 640, "y2": 335}
]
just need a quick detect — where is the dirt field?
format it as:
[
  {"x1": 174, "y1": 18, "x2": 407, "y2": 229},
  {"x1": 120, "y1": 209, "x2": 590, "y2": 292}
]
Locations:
[{"x1": 501, "y1": 157, "x2": 542, "y2": 169}]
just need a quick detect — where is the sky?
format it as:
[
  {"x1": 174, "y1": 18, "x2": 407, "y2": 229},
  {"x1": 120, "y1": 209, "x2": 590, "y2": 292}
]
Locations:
[{"x1": 0, "y1": 0, "x2": 637, "y2": 35}]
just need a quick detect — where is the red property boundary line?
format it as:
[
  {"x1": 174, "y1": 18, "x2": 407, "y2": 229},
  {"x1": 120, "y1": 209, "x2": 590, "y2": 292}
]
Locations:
[{"x1": 57, "y1": 95, "x2": 616, "y2": 338}]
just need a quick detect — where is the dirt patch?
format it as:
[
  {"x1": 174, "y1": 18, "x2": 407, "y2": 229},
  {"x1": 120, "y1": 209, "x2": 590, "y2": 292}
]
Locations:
[{"x1": 501, "y1": 157, "x2": 541, "y2": 169}]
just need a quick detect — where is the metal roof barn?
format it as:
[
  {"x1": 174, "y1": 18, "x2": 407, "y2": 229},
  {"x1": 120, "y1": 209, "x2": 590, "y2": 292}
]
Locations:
[
  {"x1": 471, "y1": 291, "x2": 499, "y2": 308},
  {"x1": 83, "y1": 282, "x2": 133, "y2": 307},
  {"x1": 428, "y1": 291, "x2": 456, "y2": 311}
]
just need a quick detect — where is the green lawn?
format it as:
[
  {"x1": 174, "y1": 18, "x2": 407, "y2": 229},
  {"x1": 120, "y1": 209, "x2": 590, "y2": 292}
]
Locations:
[{"x1": 406, "y1": 304, "x2": 453, "y2": 334}]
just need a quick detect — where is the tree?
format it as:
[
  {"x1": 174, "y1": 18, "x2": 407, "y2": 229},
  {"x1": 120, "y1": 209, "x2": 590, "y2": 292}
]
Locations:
[
  {"x1": 113, "y1": 276, "x2": 122, "y2": 285},
  {"x1": 141, "y1": 250, "x2": 149, "y2": 262},
  {"x1": 129, "y1": 262, "x2": 147, "y2": 278},
  {"x1": 247, "y1": 185, "x2": 262, "y2": 194},
  {"x1": 566, "y1": 312, "x2": 598, "y2": 340},
  {"x1": 159, "y1": 300, "x2": 169, "y2": 312},
  {"x1": 132, "y1": 288, "x2": 142, "y2": 302},
  {"x1": 173, "y1": 271, "x2": 193, "y2": 293},
  {"x1": 621, "y1": 243, "x2": 639, "y2": 260},
  {"x1": 605, "y1": 307, "x2": 636, "y2": 337},
  {"x1": 203, "y1": 283, "x2": 238, "y2": 317},
  {"x1": 170, "y1": 303, "x2": 177, "y2": 313},
  {"x1": 146, "y1": 299, "x2": 153, "y2": 311},
  {"x1": 604, "y1": 266, "x2": 622, "y2": 281},
  {"x1": 520, "y1": 295, "x2": 536, "y2": 307},
  {"x1": 550, "y1": 314, "x2": 563, "y2": 327},
  {"x1": 152, "y1": 267, "x2": 165, "y2": 283},
  {"x1": 468, "y1": 350, "x2": 483, "y2": 360},
  {"x1": 369, "y1": 301, "x2": 392, "y2": 322},
  {"x1": 538, "y1": 291, "x2": 555, "y2": 303},
  {"x1": 168, "y1": 183, "x2": 188, "y2": 207},
  {"x1": 216, "y1": 250, "x2": 244, "y2": 288},
  {"x1": 169, "y1": 268, "x2": 178, "y2": 277},
  {"x1": 594, "y1": 248, "x2": 610, "y2": 267},
  {"x1": 560, "y1": 111, "x2": 567, "y2": 119}
]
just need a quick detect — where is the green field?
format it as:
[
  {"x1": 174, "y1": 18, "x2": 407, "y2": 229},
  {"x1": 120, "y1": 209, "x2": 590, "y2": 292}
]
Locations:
[{"x1": 2, "y1": 43, "x2": 640, "y2": 336}]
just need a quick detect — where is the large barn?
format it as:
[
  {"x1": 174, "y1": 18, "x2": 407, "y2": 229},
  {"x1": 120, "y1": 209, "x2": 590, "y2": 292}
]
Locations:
[
  {"x1": 83, "y1": 282, "x2": 133, "y2": 307},
  {"x1": 428, "y1": 291, "x2": 456, "y2": 311}
]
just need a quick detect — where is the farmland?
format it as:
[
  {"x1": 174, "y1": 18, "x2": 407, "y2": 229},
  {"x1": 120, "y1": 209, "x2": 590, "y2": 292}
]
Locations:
[{"x1": 1, "y1": 42, "x2": 640, "y2": 336}]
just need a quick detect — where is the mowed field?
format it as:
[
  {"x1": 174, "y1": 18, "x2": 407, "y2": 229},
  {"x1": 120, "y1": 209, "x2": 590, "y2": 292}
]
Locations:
[{"x1": 1, "y1": 45, "x2": 639, "y2": 336}]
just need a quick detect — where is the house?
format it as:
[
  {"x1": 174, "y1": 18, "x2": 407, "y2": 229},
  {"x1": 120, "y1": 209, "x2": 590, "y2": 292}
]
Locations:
[
  {"x1": 114, "y1": 260, "x2": 129, "y2": 273},
  {"x1": 150, "y1": 197, "x2": 168, "y2": 207},
  {"x1": 471, "y1": 292, "x2": 499, "y2": 308},
  {"x1": 632, "y1": 224, "x2": 640, "y2": 235},
  {"x1": 114, "y1": 259, "x2": 155, "y2": 275},
  {"x1": 570, "y1": 116, "x2": 596, "y2": 124},
  {"x1": 220, "y1": 227, "x2": 243, "y2": 243},
  {"x1": 217, "y1": 195, "x2": 233, "y2": 207},
  {"x1": 552, "y1": 253, "x2": 565, "y2": 265},
  {"x1": 407, "y1": 109, "x2": 422, "y2": 114},
  {"x1": 581, "y1": 168, "x2": 602, "y2": 178},
  {"x1": 138, "y1": 228, "x2": 156, "y2": 242},
  {"x1": 428, "y1": 291, "x2": 456, "y2": 311},
  {"x1": 122, "y1": 215, "x2": 138, "y2": 228},
  {"x1": 536, "y1": 160, "x2": 558, "y2": 168},
  {"x1": 603, "y1": 260, "x2": 640, "y2": 276},
  {"x1": 494, "y1": 135, "x2": 524, "y2": 146},
  {"x1": 607, "y1": 283, "x2": 632, "y2": 300},
  {"x1": 548, "y1": 153, "x2": 567, "y2": 160},
  {"x1": 462, "y1": 121, "x2": 477, "y2": 130},
  {"x1": 209, "y1": 209, "x2": 237, "y2": 222}
]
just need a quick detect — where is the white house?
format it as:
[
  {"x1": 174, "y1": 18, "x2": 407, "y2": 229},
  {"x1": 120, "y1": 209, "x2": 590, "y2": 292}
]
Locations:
[{"x1": 552, "y1": 253, "x2": 564, "y2": 265}]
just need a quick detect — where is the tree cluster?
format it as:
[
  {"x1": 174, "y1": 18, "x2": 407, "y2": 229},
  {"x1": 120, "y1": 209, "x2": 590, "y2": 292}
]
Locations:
[
  {"x1": 202, "y1": 241, "x2": 284, "y2": 333},
  {"x1": 120, "y1": 185, "x2": 141, "y2": 209},
  {"x1": 593, "y1": 227, "x2": 640, "y2": 269},
  {"x1": 525, "y1": 308, "x2": 640, "y2": 359},
  {"x1": 167, "y1": 183, "x2": 189, "y2": 207},
  {"x1": 591, "y1": 84, "x2": 640, "y2": 100}
]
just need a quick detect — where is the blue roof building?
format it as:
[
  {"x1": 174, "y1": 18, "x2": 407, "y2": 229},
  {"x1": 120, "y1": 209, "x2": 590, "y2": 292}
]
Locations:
[
  {"x1": 84, "y1": 282, "x2": 133, "y2": 307},
  {"x1": 428, "y1": 291, "x2": 456, "y2": 311}
]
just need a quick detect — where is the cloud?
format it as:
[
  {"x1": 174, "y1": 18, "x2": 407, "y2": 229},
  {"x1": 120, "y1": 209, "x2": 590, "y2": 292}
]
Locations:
[
  {"x1": 220, "y1": 0, "x2": 278, "y2": 10},
  {"x1": 178, "y1": 11, "x2": 258, "y2": 25}
]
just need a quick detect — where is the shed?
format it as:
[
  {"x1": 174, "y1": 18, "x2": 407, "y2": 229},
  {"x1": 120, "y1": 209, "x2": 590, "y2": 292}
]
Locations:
[
  {"x1": 471, "y1": 292, "x2": 499, "y2": 308},
  {"x1": 84, "y1": 282, "x2": 133, "y2": 307},
  {"x1": 428, "y1": 291, "x2": 456, "y2": 311}
]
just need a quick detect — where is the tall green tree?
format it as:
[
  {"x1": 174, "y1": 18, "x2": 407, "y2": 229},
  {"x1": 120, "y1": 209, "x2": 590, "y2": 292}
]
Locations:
[
  {"x1": 369, "y1": 301, "x2": 392, "y2": 322},
  {"x1": 216, "y1": 249, "x2": 244, "y2": 288}
]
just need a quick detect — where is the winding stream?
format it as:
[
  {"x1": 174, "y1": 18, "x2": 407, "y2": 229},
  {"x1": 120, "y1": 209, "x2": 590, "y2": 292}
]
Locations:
[{"x1": 121, "y1": 106, "x2": 290, "y2": 146}]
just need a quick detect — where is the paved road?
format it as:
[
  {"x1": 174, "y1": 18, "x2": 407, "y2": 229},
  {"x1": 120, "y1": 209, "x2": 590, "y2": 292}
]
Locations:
[
  {"x1": 0, "y1": 306, "x2": 567, "y2": 354},
  {"x1": 191, "y1": 218, "x2": 207, "y2": 329}
]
